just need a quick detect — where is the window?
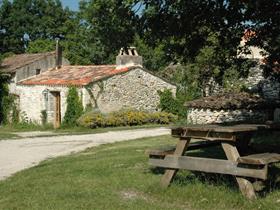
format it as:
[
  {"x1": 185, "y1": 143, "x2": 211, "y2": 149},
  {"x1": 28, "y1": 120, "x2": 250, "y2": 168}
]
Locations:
[{"x1": 36, "y1": 69, "x2": 41, "y2": 75}]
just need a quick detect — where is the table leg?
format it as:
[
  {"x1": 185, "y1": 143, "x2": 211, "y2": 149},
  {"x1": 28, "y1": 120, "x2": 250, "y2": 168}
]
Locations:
[
  {"x1": 160, "y1": 138, "x2": 191, "y2": 187},
  {"x1": 221, "y1": 142, "x2": 257, "y2": 200},
  {"x1": 236, "y1": 133, "x2": 253, "y2": 155}
]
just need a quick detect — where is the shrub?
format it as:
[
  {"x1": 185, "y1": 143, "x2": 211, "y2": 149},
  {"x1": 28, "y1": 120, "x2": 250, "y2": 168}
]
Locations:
[
  {"x1": 41, "y1": 110, "x2": 47, "y2": 125},
  {"x1": 158, "y1": 89, "x2": 187, "y2": 118},
  {"x1": 62, "y1": 87, "x2": 83, "y2": 127},
  {"x1": 77, "y1": 110, "x2": 177, "y2": 128},
  {"x1": 1, "y1": 93, "x2": 20, "y2": 125}
]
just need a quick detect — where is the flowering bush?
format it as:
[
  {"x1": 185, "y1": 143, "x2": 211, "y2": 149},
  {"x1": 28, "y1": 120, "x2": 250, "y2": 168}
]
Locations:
[{"x1": 77, "y1": 109, "x2": 177, "y2": 128}]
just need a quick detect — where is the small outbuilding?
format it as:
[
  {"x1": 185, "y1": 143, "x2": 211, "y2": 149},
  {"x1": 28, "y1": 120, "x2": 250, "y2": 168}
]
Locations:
[{"x1": 186, "y1": 92, "x2": 280, "y2": 124}]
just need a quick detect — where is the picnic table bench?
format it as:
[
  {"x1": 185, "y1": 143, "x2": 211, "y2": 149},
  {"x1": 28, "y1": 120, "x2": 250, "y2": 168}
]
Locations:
[{"x1": 148, "y1": 123, "x2": 280, "y2": 199}]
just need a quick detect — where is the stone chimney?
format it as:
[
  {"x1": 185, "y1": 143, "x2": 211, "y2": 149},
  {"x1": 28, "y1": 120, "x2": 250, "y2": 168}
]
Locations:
[
  {"x1": 116, "y1": 47, "x2": 143, "y2": 69},
  {"x1": 55, "y1": 39, "x2": 62, "y2": 69}
]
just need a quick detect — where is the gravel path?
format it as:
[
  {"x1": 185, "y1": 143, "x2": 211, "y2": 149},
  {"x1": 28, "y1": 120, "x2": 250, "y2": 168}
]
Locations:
[{"x1": 0, "y1": 128, "x2": 169, "y2": 180}]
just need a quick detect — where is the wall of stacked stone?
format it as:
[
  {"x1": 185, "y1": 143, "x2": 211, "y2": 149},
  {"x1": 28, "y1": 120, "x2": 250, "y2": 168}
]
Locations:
[
  {"x1": 245, "y1": 61, "x2": 280, "y2": 100},
  {"x1": 209, "y1": 61, "x2": 280, "y2": 100},
  {"x1": 14, "y1": 68, "x2": 176, "y2": 124},
  {"x1": 188, "y1": 61, "x2": 280, "y2": 125},
  {"x1": 14, "y1": 85, "x2": 83, "y2": 124},
  {"x1": 85, "y1": 68, "x2": 177, "y2": 113},
  {"x1": 187, "y1": 108, "x2": 271, "y2": 124}
]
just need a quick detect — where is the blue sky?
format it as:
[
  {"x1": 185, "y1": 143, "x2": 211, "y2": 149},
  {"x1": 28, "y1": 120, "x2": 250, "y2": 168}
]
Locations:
[{"x1": 61, "y1": 0, "x2": 80, "y2": 11}]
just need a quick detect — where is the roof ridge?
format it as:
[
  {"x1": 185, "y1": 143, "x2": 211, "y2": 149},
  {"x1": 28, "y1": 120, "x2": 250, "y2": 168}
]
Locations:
[{"x1": 61, "y1": 64, "x2": 116, "y2": 67}]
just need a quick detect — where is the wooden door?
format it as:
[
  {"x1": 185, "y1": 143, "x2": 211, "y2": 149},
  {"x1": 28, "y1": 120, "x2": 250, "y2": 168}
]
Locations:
[{"x1": 54, "y1": 92, "x2": 61, "y2": 128}]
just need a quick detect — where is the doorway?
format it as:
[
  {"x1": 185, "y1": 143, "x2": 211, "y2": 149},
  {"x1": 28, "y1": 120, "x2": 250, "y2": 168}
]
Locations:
[{"x1": 52, "y1": 92, "x2": 61, "y2": 128}]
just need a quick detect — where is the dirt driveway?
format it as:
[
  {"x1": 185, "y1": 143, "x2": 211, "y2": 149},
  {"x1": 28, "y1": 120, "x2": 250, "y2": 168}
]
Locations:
[{"x1": 0, "y1": 128, "x2": 169, "y2": 180}]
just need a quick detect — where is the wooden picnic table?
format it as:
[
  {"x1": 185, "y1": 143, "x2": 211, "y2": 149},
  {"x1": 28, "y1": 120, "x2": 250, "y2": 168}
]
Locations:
[{"x1": 148, "y1": 123, "x2": 280, "y2": 199}]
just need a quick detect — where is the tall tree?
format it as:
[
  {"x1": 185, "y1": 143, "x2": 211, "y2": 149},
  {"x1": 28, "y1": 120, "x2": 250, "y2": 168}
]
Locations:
[
  {"x1": 0, "y1": 0, "x2": 73, "y2": 54},
  {"x1": 79, "y1": 0, "x2": 139, "y2": 64},
  {"x1": 244, "y1": 0, "x2": 280, "y2": 78}
]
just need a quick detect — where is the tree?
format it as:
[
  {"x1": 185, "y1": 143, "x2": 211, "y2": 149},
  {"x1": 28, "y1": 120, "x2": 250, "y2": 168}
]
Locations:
[
  {"x1": 244, "y1": 0, "x2": 280, "y2": 79},
  {"x1": 26, "y1": 39, "x2": 56, "y2": 53},
  {"x1": 133, "y1": 35, "x2": 168, "y2": 71},
  {"x1": 0, "y1": 0, "x2": 73, "y2": 54},
  {"x1": 63, "y1": 87, "x2": 83, "y2": 127},
  {"x1": 79, "y1": 0, "x2": 139, "y2": 64},
  {"x1": 136, "y1": 1, "x2": 246, "y2": 62},
  {"x1": 0, "y1": 71, "x2": 10, "y2": 124}
]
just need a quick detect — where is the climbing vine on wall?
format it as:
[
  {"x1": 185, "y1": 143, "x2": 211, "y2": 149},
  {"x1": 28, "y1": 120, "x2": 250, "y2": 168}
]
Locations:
[{"x1": 85, "y1": 81, "x2": 105, "y2": 110}]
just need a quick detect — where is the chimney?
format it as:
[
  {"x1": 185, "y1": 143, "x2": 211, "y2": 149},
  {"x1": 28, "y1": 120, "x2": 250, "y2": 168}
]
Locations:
[
  {"x1": 116, "y1": 47, "x2": 143, "y2": 69},
  {"x1": 55, "y1": 39, "x2": 62, "y2": 69}
]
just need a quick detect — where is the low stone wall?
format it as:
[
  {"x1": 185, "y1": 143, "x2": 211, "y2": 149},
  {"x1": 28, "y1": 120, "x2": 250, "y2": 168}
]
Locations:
[{"x1": 187, "y1": 108, "x2": 272, "y2": 124}]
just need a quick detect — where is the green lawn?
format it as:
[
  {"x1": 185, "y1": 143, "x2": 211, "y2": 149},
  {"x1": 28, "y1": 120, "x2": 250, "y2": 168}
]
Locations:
[
  {"x1": 0, "y1": 124, "x2": 166, "y2": 140},
  {"x1": 0, "y1": 135, "x2": 279, "y2": 210}
]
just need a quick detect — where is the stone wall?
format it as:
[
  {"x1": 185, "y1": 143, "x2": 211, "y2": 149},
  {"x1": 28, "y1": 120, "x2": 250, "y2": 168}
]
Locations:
[
  {"x1": 14, "y1": 68, "x2": 176, "y2": 124},
  {"x1": 14, "y1": 85, "x2": 82, "y2": 124},
  {"x1": 187, "y1": 108, "x2": 272, "y2": 124},
  {"x1": 245, "y1": 61, "x2": 280, "y2": 100},
  {"x1": 85, "y1": 68, "x2": 176, "y2": 113},
  {"x1": 187, "y1": 60, "x2": 280, "y2": 125},
  {"x1": 15, "y1": 56, "x2": 69, "y2": 82}
]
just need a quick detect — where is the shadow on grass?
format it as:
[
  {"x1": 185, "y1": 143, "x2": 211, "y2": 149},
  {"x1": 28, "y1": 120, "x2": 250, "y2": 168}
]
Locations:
[
  {"x1": 258, "y1": 165, "x2": 280, "y2": 197},
  {"x1": 149, "y1": 145, "x2": 280, "y2": 197}
]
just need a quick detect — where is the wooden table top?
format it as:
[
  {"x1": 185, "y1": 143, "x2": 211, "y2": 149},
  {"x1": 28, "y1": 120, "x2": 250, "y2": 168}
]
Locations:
[{"x1": 172, "y1": 123, "x2": 280, "y2": 134}]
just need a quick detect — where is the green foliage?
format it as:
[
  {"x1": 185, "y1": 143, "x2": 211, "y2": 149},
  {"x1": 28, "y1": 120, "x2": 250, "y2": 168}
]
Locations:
[
  {"x1": 1, "y1": 94, "x2": 19, "y2": 125},
  {"x1": 0, "y1": 135, "x2": 279, "y2": 209},
  {"x1": 77, "y1": 109, "x2": 177, "y2": 128},
  {"x1": 79, "y1": 0, "x2": 138, "y2": 64},
  {"x1": 1, "y1": 94, "x2": 12, "y2": 124},
  {"x1": 222, "y1": 67, "x2": 249, "y2": 93},
  {"x1": 133, "y1": 35, "x2": 168, "y2": 71},
  {"x1": 26, "y1": 39, "x2": 55, "y2": 53},
  {"x1": 244, "y1": 1, "x2": 280, "y2": 79},
  {"x1": 63, "y1": 87, "x2": 83, "y2": 127},
  {"x1": 11, "y1": 101, "x2": 19, "y2": 124},
  {"x1": 41, "y1": 110, "x2": 47, "y2": 125},
  {"x1": 0, "y1": 0, "x2": 73, "y2": 54},
  {"x1": 26, "y1": 21, "x2": 97, "y2": 65},
  {"x1": 0, "y1": 79, "x2": 8, "y2": 123},
  {"x1": 158, "y1": 89, "x2": 187, "y2": 118},
  {"x1": 161, "y1": 64, "x2": 202, "y2": 100},
  {"x1": 0, "y1": 78, "x2": 19, "y2": 125},
  {"x1": 161, "y1": 31, "x2": 254, "y2": 97},
  {"x1": 1, "y1": 0, "x2": 279, "y2": 98}
]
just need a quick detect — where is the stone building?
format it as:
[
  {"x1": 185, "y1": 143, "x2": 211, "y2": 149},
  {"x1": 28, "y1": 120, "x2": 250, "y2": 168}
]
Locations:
[
  {"x1": 0, "y1": 49, "x2": 70, "y2": 94},
  {"x1": 186, "y1": 31, "x2": 280, "y2": 125},
  {"x1": 8, "y1": 47, "x2": 176, "y2": 127},
  {"x1": 186, "y1": 92, "x2": 279, "y2": 124}
]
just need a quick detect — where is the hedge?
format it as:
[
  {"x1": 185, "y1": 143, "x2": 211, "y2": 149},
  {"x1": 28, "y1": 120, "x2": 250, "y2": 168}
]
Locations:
[{"x1": 77, "y1": 110, "x2": 177, "y2": 128}]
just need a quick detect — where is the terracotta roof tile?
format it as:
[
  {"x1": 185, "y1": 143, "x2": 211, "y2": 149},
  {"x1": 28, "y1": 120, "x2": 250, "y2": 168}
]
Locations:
[
  {"x1": 0, "y1": 51, "x2": 56, "y2": 73},
  {"x1": 19, "y1": 65, "x2": 130, "y2": 86}
]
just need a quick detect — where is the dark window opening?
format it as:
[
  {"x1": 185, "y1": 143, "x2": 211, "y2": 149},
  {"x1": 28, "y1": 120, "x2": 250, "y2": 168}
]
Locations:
[{"x1": 36, "y1": 69, "x2": 41, "y2": 75}]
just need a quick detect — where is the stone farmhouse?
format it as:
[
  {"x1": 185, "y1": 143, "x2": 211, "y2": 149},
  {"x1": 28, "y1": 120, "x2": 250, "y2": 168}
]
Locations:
[{"x1": 1, "y1": 47, "x2": 176, "y2": 127}]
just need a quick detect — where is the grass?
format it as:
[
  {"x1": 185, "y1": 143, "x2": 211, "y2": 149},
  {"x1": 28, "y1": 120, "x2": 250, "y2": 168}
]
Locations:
[
  {"x1": 0, "y1": 132, "x2": 18, "y2": 139},
  {"x1": 0, "y1": 135, "x2": 279, "y2": 210},
  {"x1": 0, "y1": 124, "x2": 167, "y2": 140}
]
